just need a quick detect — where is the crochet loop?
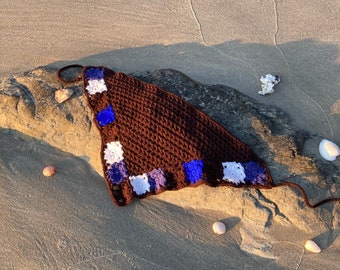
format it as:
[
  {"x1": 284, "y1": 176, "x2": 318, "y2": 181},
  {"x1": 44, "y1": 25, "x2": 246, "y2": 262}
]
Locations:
[{"x1": 57, "y1": 64, "x2": 84, "y2": 83}]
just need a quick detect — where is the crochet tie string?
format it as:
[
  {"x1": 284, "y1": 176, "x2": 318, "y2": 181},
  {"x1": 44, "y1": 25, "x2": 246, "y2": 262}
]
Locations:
[
  {"x1": 273, "y1": 181, "x2": 340, "y2": 208},
  {"x1": 57, "y1": 64, "x2": 84, "y2": 83}
]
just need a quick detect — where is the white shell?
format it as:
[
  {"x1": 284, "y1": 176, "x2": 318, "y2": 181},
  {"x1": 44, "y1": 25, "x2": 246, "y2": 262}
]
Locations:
[
  {"x1": 55, "y1": 88, "x2": 73, "y2": 103},
  {"x1": 212, "y1": 222, "x2": 226, "y2": 235},
  {"x1": 258, "y1": 74, "x2": 280, "y2": 95},
  {"x1": 319, "y1": 139, "x2": 340, "y2": 161},
  {"x1": 304, "y1": 240, "x2": 321, "y2": 253}
]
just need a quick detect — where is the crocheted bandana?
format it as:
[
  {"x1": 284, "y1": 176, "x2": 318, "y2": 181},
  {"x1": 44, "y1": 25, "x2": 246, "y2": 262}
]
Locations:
[{"x1": 58, "y1": 65, "x2": 340, "y2": 208}]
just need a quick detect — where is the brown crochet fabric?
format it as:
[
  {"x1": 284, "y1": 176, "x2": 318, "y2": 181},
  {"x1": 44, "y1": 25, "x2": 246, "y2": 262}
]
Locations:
[{"x1": 58, "y1": 65, "x2": 340, "y2": 208}]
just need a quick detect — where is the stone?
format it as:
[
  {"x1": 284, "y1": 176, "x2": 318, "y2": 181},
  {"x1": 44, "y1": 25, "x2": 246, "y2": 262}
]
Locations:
[
  {"x1": 42, "y1": 165, "x2": 56, "y2": 177},
  {"x1": 0, "y1": 66, "x2": 339, "y2": 237},
  {"x1": 55, "y1": 88, "x2": 73, "y2": 103}
]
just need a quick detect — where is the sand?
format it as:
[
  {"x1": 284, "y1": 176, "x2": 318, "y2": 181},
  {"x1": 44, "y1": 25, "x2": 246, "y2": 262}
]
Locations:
[
  {"x1": 1, "y1": 130, "x2": 339, "y2": 269},
  {"x1": 1, "y1": 1, "x2": 339, "y2": 269}
]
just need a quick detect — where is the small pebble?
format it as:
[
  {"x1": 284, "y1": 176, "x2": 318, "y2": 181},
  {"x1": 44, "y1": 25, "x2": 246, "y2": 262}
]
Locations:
[
  {"x1": 43, "y1": 166, "x2": 56, "y2": 177},
  {"x1": 55, "y1": 88, "x2": 73, "y2": 103},
  {"x1": 304, "y1": 240, "x2": 321, "y2": 253},
  {"x1": 212, "y1": 221, "x2": 226, "y2": 235}
]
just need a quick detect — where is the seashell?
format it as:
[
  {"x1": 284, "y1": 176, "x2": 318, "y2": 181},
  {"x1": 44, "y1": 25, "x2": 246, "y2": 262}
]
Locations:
[
  {"x1": 258, "y1": 74, "x2": 280, "y2": 95},
  {"x1": 304, "y1": 240, "x2": 321, "y2": 253},
  {"x1": 212, "y1": 221, "x2": 226, "y2": 235},
  {"x1": 55, "y1": 88, "x2": 73, "y2": 103},
  {"x1": 42, "y1": 166, "x2": 56, "y2": 177},
  {"x1": 319, "y1": 139, "x2": 340, "y2": 161}
]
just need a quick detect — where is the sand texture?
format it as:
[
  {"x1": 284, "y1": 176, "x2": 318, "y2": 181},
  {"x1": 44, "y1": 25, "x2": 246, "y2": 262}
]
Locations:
[
  {"x1": 1, "y1": 0, "x2": 339, "y2": 269},
  {"x1": 0, "y1": 66, "x2": 339, "y2": 269}
]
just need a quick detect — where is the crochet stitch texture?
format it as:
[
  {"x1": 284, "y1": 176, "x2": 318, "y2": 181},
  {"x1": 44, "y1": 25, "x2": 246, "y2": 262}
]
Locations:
[
  {"x1": 81, "y1": 66, "x2": 272, "y2": 206},
  {"x1": 57, "y1": 65, "x2": 340, "y2": 208}
]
